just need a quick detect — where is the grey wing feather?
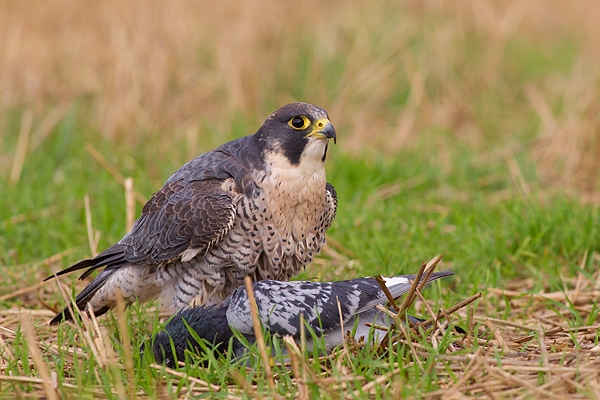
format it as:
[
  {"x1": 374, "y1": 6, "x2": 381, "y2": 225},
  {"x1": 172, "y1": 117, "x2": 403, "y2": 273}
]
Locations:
[
  {"x1": 226, "y1": 271, "x2": 453, "y2": 337},
  {"x1": 46, "y1": 135, "x2": 264, "y2": 281},
  {"x1": 119, "y1": 135, "x2": 266, "y2": 264},
  {"x1": 167, "y1": 135, "x2": 264, "y2": 193},
  {"x1": 120, "y1": 179, "x2": 236, "y2": 263},
  {"x1": 226, "y1": 280, "x2": 364, "y2": 337},
  {"x1": 46, "y1": 180, "x2": 236, "y2": 323},
  {"x1": 122, "y1": 133, "x2": 269, "y2": 263}
]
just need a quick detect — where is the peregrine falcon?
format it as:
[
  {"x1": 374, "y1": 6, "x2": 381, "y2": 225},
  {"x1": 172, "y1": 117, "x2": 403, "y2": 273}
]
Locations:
[
  {"x1": 151, "y1": 271, "x2": 454, "y2": 367},
  {"x1": 47, "y1": 103, "x2": 337, "y2": 324}
]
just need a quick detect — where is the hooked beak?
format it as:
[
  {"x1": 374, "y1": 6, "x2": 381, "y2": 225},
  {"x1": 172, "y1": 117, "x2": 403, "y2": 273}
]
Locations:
[{"x1": 306, "y1": 118, "x2": 336, "y2": 144}]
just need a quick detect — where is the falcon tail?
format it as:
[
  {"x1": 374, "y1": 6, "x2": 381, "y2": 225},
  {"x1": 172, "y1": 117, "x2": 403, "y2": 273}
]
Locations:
[
  {"x1": 43, "y1": 244, "x2": 128, "y2": 282},
  {"x1": 49, "y1": 268, "x2": 118, "y2": 325},
  {"x1": 46, "y1": 245, "x2": 128, "y2": 325}
]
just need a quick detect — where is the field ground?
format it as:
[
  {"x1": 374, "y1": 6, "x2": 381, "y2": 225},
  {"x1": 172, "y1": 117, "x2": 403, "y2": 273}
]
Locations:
[{"x1": 1, "y1": 0, "x2": 600, "y2": 398}]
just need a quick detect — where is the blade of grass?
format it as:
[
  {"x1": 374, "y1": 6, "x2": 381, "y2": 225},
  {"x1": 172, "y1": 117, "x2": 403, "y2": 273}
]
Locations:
[
  {"x1": 243, "y1": 276, "x2": 276, "y2": 394},
  {"x1": 115, "y1": 295, "x2": 135, "y2": 400},
  {"x1": 85, "y1": 143, "x2": 147, "y2": 205},
  {"x1": 21, "y1": 313, "x2": 59, "y2": 400},
  {"x1": 9, "y1": 110, "x2": 33, "y2": 186},
  {"x1": 124, "y1": 177, "x2": 135, "y2": 233}
]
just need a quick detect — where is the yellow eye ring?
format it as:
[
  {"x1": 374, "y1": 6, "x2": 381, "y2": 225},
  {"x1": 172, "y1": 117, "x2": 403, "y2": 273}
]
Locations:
[{"x1": 288, "y1": 115, "x2": 310, "y2": 130}]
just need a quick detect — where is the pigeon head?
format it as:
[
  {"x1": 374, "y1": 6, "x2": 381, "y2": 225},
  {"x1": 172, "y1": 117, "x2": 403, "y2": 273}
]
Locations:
[{"x1": 151, "y1": 304, "x2": 234, "y2": 368}]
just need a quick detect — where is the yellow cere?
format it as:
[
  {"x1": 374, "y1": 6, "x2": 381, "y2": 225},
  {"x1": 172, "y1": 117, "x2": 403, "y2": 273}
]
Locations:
[{"x1": 306, "y1": 118, "x2": 332, "y2": 139}]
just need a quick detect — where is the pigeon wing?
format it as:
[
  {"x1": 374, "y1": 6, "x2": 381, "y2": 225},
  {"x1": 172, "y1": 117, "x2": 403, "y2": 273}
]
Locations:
[
  {"x1": 226, "y1": 271, "x2": 454, "y2": 337},
  {"x1": 226, "y1": 280, "x2": 364, "y2": 337}
]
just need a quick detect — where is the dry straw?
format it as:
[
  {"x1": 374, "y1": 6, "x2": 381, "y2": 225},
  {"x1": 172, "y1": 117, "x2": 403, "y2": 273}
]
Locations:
[{"x1": 2, "y1": 253, "x2": 600, "y2": 397}]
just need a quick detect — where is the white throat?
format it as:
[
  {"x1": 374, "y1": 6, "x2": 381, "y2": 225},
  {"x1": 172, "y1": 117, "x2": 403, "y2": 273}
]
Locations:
[{"x1": 257, "y1": 142, "x2": 328, "y2": 237}]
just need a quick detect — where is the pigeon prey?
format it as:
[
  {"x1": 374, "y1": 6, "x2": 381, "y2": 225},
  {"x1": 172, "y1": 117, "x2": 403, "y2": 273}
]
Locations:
[
  {"x1": 46, "y1": 103, "x2": 338, "y2": 324},
  {"x1": 151, "y1": 271, "x2": 453, "y2": 367}
]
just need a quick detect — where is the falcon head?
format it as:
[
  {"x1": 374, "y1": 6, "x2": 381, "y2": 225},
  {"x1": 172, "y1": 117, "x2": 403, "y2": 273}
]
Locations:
[{"x1": 256, "y1": 102, "x2": 336, "y2": 167}]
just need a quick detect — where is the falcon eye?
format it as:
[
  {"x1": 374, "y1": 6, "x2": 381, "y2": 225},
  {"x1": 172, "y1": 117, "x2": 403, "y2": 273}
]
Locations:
[{"x1": 288, "y1": 116, "x2": 310, "y2": 130}]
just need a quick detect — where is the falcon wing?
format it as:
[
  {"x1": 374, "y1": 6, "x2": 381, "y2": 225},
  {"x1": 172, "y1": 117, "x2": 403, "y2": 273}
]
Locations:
[
  {"x1": 119, "y1": 178, "x2": 236, "y2": 264},
  {"x1": 323, "y1": 182, "x2": 338, "y2": 230},
  {"x1": 47, "y1": 178, "x2": 236, "y2": 281},
  {"x1": 45, "y1": 134, "x2": 264, "y2": 282}
]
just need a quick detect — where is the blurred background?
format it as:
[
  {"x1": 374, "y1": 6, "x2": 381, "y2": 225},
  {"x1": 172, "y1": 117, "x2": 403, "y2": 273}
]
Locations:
[
  {"x1": 1, "y1": 0, "x2": 599, "y2": 190},
  {"x1": 1, "y1": 0, "x2": 599, "y2": 281}
]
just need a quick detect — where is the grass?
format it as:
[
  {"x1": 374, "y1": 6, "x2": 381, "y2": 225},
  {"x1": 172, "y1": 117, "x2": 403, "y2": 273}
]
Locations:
[{"x1": 2, "y1": 0, "x2": 600, "y2": 398}]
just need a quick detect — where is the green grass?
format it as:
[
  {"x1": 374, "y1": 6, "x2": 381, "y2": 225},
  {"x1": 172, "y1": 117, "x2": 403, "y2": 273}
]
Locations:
[{"x1": 1, "y1": 108, "x2": 599, "y2": 398}]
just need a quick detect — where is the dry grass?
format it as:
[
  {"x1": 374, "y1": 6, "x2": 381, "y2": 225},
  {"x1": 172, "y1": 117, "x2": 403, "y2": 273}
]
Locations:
[{"x1": 3, "y1": 256, "x2": 600, "y2": 398}]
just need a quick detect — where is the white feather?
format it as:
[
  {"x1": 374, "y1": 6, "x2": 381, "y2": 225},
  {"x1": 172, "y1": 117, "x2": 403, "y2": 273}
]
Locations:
[{"x1": 382, "y1": 276, "x2": 410, "y2": 288}]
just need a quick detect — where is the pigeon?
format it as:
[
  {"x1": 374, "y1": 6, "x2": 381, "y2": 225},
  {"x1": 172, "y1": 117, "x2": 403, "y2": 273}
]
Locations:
[{"x1": 151, "y1": 270, "x2": 453, "y2": 367}]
